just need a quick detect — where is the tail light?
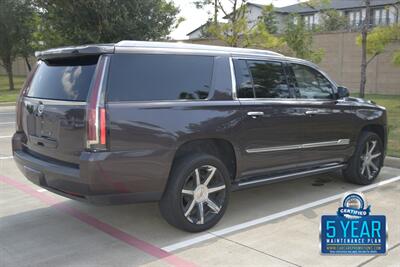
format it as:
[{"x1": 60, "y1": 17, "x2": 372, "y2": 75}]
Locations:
[
  {"x1": 16, "y1": 63, "x2": 39, "y2": 132},
  {"x1": 86, "y1": 56, "x2": 109, "y2": 151}
]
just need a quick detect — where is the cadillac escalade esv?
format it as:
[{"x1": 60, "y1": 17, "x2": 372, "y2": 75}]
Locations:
[{"x1": 12, "y1": 41, "x2": 387, "y2": 232}]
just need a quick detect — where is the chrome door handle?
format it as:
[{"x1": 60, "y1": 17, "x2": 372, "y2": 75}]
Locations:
[{"x1": 247, "y1": 111, "x2": 264, "y2": 118}]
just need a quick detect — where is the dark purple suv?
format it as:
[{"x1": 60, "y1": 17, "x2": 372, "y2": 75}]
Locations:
[{"x1": 13, "y1": 41, "x2": 387, "y2": 232}]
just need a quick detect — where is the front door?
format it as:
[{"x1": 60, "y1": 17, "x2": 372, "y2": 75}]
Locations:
[{"x1": 287, "y1": 63, "x2": 355, "y2": 168}]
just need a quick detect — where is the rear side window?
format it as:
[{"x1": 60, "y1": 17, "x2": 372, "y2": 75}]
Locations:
[
  {"x1": 27, "y1": 57, "x2": 98, "y2": 101},
  {"x1": 234, "y1": 59, "x2": 290, "y2": 99},
  {"x1": 234, "y1": 60, "x2": 254, "y2": 98},
  {"x1": 247, "y1": 60, "x2": 290, "y2": 99},
  {"x1": 107, "y1": 54, "x2": 214, "y2": 101}
]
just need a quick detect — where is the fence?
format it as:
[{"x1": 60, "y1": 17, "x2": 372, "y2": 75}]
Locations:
[{"x1": 313, "y1": 31, "x2": 399, "y2": 95}]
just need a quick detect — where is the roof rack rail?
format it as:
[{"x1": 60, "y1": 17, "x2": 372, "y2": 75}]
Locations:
[{"x1": 116, "y1": 40, "x2": 283, "y2": 57}]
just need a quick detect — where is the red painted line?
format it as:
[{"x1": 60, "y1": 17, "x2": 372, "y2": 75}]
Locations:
[{"x1": 0, "y1": 175, "x2": 197, "y2": 267}]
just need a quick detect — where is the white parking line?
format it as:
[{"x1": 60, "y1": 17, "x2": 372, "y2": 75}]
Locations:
[
  {"x1": 162, "y1": 175, "x2": 400, "y2": 252},
  {"x1": 0, "y1": 136, "x2": 12, "y2": 139},
  {"x1": 0, "y1": 122, "x2": 15, "y2": 125},
  {"x1": 0, "y1": 156, "x2": 13, "y2": 160}
]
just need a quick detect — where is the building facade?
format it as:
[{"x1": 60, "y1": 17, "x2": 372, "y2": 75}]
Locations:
[{"x1": 187, "y1": 0, "x2": 400, "y2": 39}]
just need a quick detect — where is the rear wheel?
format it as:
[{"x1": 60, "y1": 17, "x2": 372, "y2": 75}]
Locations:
[
  {"x1": 159, "y1": 154, "x2": 230, "y2": 232},
  {"x1": 343, "y1": 132, "x2": 384, "y2": 185}
]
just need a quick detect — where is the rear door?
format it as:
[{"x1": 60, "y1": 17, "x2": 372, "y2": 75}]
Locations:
[
  {"x1": 21, "y1": 56, "x2": 99, "y2": 165},
  {"x1": 234, "y1": 59, "x2": 305, "y2": 179}
]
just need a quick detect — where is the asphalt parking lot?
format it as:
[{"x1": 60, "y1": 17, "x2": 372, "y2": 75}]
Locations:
[{"x1": 1, "y1": 105, "x2": 399, "y2": 267}]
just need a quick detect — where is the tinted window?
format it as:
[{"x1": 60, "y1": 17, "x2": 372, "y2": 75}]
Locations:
[
  {"x1": 247, "y1": 60, "x2": 290, "y2": 98},
  {"x1": 234, "y1": 60, "x2": 254, "y2": 98},
  {"x1": 27, "y1": 57, "x2": 98, "y2": 101},
  {"x1": 291, "y1": 64, "x2": 334, "y2": 99},
  {"x1": 107, "y1": 54, "x2": 214, "y2": 101}
]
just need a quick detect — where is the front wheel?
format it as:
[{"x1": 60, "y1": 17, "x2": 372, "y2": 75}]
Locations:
[
  {"x1": 343, "y1": 132, "x2": 384, "y2": 185},
  {"x1": 159, "y1": 154, "x2": 230, "y2": 232}
]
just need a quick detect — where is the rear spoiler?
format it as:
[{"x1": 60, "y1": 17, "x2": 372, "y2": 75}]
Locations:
[{"x1": 35, "y1": 44, "x2": 115, "y2": 61}]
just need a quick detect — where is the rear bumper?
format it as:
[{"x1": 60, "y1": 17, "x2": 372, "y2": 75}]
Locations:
[{"x1": 12, "y1": 133, "x2": 162, "y2": 205}]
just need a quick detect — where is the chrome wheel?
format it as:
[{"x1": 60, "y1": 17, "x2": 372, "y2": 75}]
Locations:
[
  {"x1": 360, "y1": 139, "x2": 382, "y2": 180},
  {"x1": 181, "y1": 165, "x2": 226, "y2": 224}
]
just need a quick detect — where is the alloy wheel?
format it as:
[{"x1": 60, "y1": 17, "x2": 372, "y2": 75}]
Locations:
[
  {"x1": 360, "y1": 139, "x2": 382, "y2": 180},
  {"x1": 180, "y1": 165, "x2": 226, "y2": 224}
]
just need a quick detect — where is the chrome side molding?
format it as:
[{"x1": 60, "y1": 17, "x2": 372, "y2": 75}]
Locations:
[{"x1": 246, "y1": 139, "x2": 350, "y2": 154}]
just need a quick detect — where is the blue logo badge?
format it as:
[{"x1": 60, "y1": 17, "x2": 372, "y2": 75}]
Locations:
[{"x1": 321, "y1": 192, "x2": 387, "y2": 255}]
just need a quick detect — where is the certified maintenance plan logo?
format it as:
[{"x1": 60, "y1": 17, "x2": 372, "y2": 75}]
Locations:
[{"x1": 320, "y1": 192, "x2": 387, "y2": 255}]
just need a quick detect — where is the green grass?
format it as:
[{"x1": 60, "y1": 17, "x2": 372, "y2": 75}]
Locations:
[
  {"x1": 0, "y1": 75, "x2": 26, "y2": 103},
  {"x1": 1, "y1": 75, "x2": 399, "y2": 156},
  {"x1": 362, "y1": 94, "x2": 400, "y2": 158}
]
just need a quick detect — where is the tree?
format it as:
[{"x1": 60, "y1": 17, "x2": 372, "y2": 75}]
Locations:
[
  {"x1": 357, "y1": 0, "x2": 400, "y2": 66},
  {"x1": 194, "y1": 0, "x2": 249, "y2": 47},
  {"x1": 0, "y1": 0, "x2": 36, "y2": 90},
  {"x1": 261, "y1": 4, "x2": 278, "y2": 34},
  {"x1": 283, "y1": 14, "x2": 324, "y2": 63},
  {"x1": 194, "y1": 0, "x2": 218, "y2": 24},
  {"x1": 302, "y1": 0, "x2": 331, "y2": 9},
  {"x1": 359, "y1": 0, "x2": 371, "y2": 98},
  {"x1": 214, "y1": 0, "x2": 248, "y2": 47},
  {"x1": 242, "y1": 22, "x2": 285, "y2": 50},
  {"x1": 34, "y1": 0, "x2": 180, "y2": 47},
  {"x1": 195, "y1": 0, "x2": 283, "y2": 50},
  {"x1": 357, "y1": 25, "x2": 400, "y2": 65},
  {"x1": 319, "y1": 9, "x2": 348, "y2": 32}
]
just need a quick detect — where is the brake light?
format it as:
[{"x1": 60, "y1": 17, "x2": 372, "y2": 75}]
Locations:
[
  {"x1": 86, "y1": 56, "x2": 108, "y2": 150},
  {"x1": 16, "y1": 63, "x2": 39, "y2": 132},
  {"x1": 100, "y1": 108, "x2": 106, "y2": 145}
]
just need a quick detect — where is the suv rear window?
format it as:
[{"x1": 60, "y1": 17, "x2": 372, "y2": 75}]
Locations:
[
  {"x1": 107, "y1": 54, "x2": 214, "y2": 102},
  {"x1": 27, "y1": 57, "x2": 98, "y2": 101}
]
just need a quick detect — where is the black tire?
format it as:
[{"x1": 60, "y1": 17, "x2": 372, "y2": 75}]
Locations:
[
  {"x1": 343, "y1": 131, "x2": 384, "y2": 185},
  {"x1": 159, "y1": 153, "x2": 230, "y2": 232}
]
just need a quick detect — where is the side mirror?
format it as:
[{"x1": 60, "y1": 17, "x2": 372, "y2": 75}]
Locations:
[{"x1": 337, "y1": 86, "x2": 350, "y2": 99}]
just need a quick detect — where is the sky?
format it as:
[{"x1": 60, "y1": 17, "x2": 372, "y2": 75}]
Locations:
[{"x1": 170, "y1": 0, "x2": 305, "y2": 40}]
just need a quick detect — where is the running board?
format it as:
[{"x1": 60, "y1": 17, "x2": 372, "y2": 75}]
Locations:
[{"x1": 232, "y1": 164, "x2": 346, "y2": 190}]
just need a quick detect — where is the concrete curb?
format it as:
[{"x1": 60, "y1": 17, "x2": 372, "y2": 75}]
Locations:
[{"x1": 385, "y1": 156, "x2": 400, "y2": 169}]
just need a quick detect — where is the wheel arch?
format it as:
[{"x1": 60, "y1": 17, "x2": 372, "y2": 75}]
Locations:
[
  {"x1": 170, "y1": 138, "x2": 238, "y2": 183},
  {"x1": 359, "y1": 124, "x2": 387, "y2": 152}
]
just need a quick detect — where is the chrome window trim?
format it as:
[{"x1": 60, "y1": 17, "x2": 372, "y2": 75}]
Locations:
[
  {"x1": 246, "y1": 139, "x2": 350, "y2": 154},
  {"x1": 24, "y1": 97, "x2": 87, "y2": 106},
  {"x1": 231, "y1": 56, "x2": 287, "y2": 63},
  {"x1": 229, "y1": 57, "x2": 238, "y2": 100}
]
